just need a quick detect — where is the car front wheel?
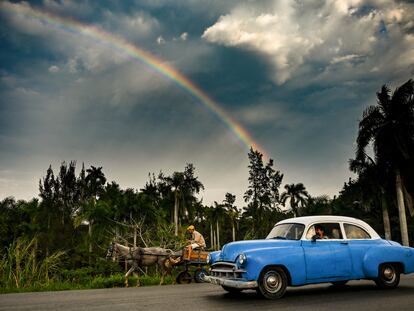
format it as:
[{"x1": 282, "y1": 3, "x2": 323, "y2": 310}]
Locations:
[
  {"x1": 257, "y1": 267, "x2": 287, "y2": 299},
  {"x1": 375, "y1": 263, "x2": 400, "y2": 289}
]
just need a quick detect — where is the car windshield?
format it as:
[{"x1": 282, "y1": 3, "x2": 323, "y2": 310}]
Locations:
[{"x1": 266, "y1": 223, "x2": 305, "y2": 240}]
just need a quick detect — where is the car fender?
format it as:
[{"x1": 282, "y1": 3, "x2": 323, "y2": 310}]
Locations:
[
  {"x1": 209, "y1": 250, "x2": 221, "y2": 264},
  {"x1": 242, "y1": 246, "x2": 306, "y2": 285},
  {"x1": 363, "y1": 245, "x2": 414, "y2": 277}
]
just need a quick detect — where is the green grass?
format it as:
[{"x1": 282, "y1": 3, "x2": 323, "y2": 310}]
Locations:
[
  {"x1": 0, "y1": 238, "x2": 179, "y2": 294},
  {"x1": 0, "y1": 238, "x2": 65, "y2": 291},
  {"x1": 0, "y1": 272, "x2": 177, "y2": 294}
]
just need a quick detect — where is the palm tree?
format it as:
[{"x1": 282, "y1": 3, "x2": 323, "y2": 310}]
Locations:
[
  {"x1": 181, "y1": 164, "x2": 204, "y2": 222},
  {"x1": 85, "y1": 166, "x2": 107, "y2": 198},
  {"x1": 356, "y1": 79, "x2": 414, "y2": 246},
  {"x1": 280, "y1": 183, "x2": 309, "y2": 217},
  {"x1": 84, "y1": 166, "x2": 107, "y2": 262},
  {"x1": 164, "y1": 172, "x2": 184, "y2": 236},
  {"x1": 202, "y1": 205, "x2": 218, "y2": 249},
  {"x1": 223, "y1": 193, "x2": 239, "y2": 241},
  {"x1": 164, "y1": 164, "x2": 204, "y2": 236},
  {"x1": 211, "y1": 202, "x2": 225, "y2": 250}
]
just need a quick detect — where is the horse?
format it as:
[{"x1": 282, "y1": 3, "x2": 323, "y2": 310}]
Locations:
[{"x1": 106, "y1": 242, "x2": 181, "y2": 287}]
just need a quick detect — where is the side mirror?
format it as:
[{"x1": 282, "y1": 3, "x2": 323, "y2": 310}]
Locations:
[{"x1": 311, "y1": 234, "x2": 319, "y2": 242}]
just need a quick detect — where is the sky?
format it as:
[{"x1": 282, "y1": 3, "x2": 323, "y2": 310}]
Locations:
[{"x1": 1, "y1": 0, "x2": 413, "y2": 208}]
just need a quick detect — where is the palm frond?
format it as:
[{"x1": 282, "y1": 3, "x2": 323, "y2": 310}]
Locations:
[
  {"x1": 356, "y1": 106, "x2": 384, "y2": 160},
  {"x1": 391, "y1": 79, "x2": 414, "y2": 108},
  {"x1": 376, "y1": 84, "x2": 391, "y2": 111}
]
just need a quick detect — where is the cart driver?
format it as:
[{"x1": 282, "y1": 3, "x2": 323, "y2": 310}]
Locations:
[{"x1": 186, "y1": 225, "x2": 206, "y2": 257}]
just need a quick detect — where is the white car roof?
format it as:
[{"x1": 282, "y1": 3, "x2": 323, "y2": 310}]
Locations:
[{"x1": 276, "y1": 215, "x2": 381, "y2": 239}]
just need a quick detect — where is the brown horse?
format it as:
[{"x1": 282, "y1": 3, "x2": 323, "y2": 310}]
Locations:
[{"x1": 106, "y1": 242, "x2": 181, "y2": 287}]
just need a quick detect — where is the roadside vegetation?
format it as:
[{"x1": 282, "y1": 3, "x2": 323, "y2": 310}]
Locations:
[{"x1": 1, "y1": 79, "x2": 413, "y2": 293}]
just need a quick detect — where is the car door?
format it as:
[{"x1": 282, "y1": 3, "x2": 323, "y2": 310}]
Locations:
[
  {"x1": 302, "y1": 222, "x2": 352, "y2": 280},
  {"x1": 342, "y1": 222, "x2": 375, "y2": 278}
]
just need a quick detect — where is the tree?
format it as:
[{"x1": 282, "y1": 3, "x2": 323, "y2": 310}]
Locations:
[
  {"x1": 331, "y1": 178, "x2": 385, "y2": 236},
  {"x1": 211, "y1": 202, "x2": 225, "y2": 250},
  {"x1": 0, "y1": 197, "x2": 17, "y2": 250},
  {"x1": 303, "y1": 195, "x2": 331, "y2": 216},
  {"x1": 38, "y1": 165, "x2": 57, "y2": 256},
  {"x1": 85, "y1": 166, "x2": 107, "y2": 198},
  {"x1": 349, "y1": 155, "x2": 392, "y2": 240},
  {"x1": 244, "y1": 148, "x2": 284, "y2": 238},
  {"x1": 178, "y1": 164, "x2": 204, "y2": 225},
  {"x1": 266, "y1": 159, "x2": 284, "y2": 211},
  {"x1": 38, "y1": 162, "x2": 80, "y2": 257},
  {"x1": 356, "y1": 79, "x2": 414, "y2": 245},
  {"x1": 164, "y1": 171, "x2": 184, "y2": 236},
  {"x1": 0, "y1": 197, "x2": 40, "y2": 270},
  {"x1": 81, "y1": 165, "x2": 107, "y2": 263},
  {"x1": 203, "y1": 205, "x2": 216, "y2": 249},
  {"x1": 162, "y1": 164, "x2": 204, "y2": 236},
  {"x1": 141, "y1": 173, "x2": 161, "y2": 213},
  {"x1": 223, "y1": 193, "x2": 240, "y2": 241},
  {"x1": 280, "y1": 183, "x2": 309, "y2": 217},
  {"x1": 55, "y1": 161, "x2": 79, "y2": 225}
]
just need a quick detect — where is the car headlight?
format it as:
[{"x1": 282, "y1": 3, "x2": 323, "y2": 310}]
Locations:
[
  {"x1": 238, "y1": 253, "x2": 247, "y2": 265},
  {"x1": 206, "y1": 254, "x2": 211, "y2": 264}
]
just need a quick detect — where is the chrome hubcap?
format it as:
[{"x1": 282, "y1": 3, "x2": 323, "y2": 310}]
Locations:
[
  {"x1": 264, "y1": 271, "x2": 282, "y2": 293},
  {"x1": 267, "y1": 276, "x2": 277, "y2": 286},
  {"x1": 383, "y1": 266, "x2": 396, "y2": 282}
]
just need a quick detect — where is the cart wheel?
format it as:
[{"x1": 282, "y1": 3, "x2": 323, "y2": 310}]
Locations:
[
  {"x1": 194, "y1": 269, "x2": 208, "y2": 283},
  {"x1": 176, "y1": 271, "x2": 192, "y2": 284}
]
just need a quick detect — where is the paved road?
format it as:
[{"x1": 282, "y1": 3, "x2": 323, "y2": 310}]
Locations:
[{"x1": 1, "y1": 275, "x2": 414, "y2": 311}]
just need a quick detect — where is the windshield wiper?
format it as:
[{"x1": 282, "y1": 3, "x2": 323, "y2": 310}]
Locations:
[{"x1": 273, "y1": 236, "x2": 287, "y2": 240}]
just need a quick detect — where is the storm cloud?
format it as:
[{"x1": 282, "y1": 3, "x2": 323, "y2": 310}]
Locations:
[{"x1": 0, "y1": 0, "x2": 413, "y2": 207}]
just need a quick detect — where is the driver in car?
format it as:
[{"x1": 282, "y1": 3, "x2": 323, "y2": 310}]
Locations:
[{"x1": 315, "y1": 225, "x2": 329, "y2": 239}]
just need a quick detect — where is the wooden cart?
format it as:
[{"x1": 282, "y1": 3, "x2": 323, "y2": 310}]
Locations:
[{"x1": 175, "y1": 248, "x2": 209, "y2": 284}]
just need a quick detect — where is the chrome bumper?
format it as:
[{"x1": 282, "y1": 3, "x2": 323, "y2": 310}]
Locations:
[{"x1": 203, "y1": 275, "x2": 258, "y2": 289}]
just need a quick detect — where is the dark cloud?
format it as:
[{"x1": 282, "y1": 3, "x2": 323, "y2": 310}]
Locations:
[{"x1": 0, "y1": 0, "x2": 413, "y2": 206}]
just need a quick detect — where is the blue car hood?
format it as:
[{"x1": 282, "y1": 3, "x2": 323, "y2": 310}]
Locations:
[{"x1": 218, "y1": 239, "x2": 299, "y2": 262}]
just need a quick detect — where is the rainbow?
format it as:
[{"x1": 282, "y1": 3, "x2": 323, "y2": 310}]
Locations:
[{"x1": 0, "y1": 1, "x2": 268, "y2": 158}]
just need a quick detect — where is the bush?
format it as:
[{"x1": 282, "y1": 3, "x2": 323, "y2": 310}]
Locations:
[{"x1": 0, "y1": 238, "x2": 65, "y2": 290}]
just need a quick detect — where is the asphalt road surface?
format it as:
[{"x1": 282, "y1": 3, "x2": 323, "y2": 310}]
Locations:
[{"x1": 1, "y1": 275, "x2": 414, "y2": 311}]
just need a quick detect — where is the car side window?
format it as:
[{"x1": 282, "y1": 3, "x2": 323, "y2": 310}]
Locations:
[
  {"x1": 306, "y1": 223, "x2": 343, "y2": 240},
  {"x1": 344, "y1": 223, "x2": 371, "y2": 239}
]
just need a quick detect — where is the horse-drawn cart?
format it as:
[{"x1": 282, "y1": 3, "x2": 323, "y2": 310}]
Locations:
[{"x1": 175, "y1": 248, "x2": 209, "y2": 284}]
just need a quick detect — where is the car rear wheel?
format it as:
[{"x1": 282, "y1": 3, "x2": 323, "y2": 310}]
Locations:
[
  {"x1": 375, "y1": 263, "x2": 400, "y2": 289},
  {"x1": 257, "y1": 267, "x2": 287, "y2": 299}
]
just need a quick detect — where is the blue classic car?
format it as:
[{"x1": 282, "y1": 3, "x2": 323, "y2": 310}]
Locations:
[{"x1": 203, "y1": 215, "x2": 414, "y2": 299}]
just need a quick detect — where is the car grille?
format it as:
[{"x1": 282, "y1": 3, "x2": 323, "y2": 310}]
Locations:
[{"x1": 210, "y1": 262, "x2": 245, "y2": 279}]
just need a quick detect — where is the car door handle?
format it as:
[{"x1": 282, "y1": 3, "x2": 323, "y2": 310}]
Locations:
[{"x1": 340, "y1": 241, "x2": 349, "y2": 245}]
